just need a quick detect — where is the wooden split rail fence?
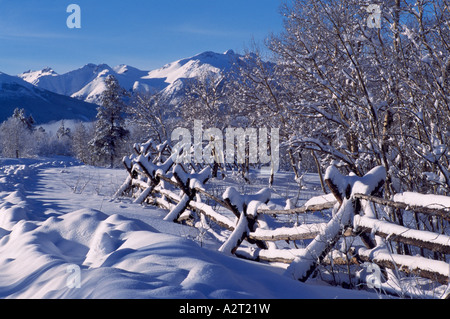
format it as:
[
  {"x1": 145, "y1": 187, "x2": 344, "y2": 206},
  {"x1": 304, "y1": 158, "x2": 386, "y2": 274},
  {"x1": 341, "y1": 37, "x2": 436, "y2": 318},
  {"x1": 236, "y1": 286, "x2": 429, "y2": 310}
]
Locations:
[{"x1": 114, "y1": 139, "x2": 450, "y2": 295}]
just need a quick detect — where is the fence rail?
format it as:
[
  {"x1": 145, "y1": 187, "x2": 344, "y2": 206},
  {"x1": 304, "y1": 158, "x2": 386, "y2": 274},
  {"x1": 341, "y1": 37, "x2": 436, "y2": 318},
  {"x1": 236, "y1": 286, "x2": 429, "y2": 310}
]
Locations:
[{"x1": 115, "y1": 139, "x2": 450, "y2": 298}]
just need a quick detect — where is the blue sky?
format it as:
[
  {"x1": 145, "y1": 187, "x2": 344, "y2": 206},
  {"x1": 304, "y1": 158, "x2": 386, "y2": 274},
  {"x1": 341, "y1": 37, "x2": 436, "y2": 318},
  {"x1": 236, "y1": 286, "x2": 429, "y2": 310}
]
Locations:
[{"x1": 0, "y1": 0, "x2": 284, "y2": 75}]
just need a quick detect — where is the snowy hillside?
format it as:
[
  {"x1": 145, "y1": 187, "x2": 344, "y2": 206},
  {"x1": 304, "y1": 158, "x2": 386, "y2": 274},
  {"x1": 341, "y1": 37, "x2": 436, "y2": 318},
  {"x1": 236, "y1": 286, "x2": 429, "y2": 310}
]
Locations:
[
  {"x1": 18, "y1": 50, "x2": 242, "y2": 105},
  {"x1": 0, "y1": 157, "x2": 376, "y2": 299},
  {"x1": 0, "y1": 72, "x2": 97, "y2": 124}
]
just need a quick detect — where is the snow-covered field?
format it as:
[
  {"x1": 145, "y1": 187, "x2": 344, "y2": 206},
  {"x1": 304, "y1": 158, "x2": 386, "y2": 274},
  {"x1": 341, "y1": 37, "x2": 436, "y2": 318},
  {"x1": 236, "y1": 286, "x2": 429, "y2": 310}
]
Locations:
[{"x1": 0, "y1": 157, "x2": 378, "y2": 299}]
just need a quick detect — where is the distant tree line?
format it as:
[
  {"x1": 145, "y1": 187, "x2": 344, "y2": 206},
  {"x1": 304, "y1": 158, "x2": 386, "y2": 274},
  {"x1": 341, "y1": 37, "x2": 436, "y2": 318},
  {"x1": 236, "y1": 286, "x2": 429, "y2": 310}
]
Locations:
[
  {"x1": 0, "y1": 108, "x2": 73, "y2": 159},
  {"x1": 0, "y1": 76, "x2": 138, "y2": 167}
]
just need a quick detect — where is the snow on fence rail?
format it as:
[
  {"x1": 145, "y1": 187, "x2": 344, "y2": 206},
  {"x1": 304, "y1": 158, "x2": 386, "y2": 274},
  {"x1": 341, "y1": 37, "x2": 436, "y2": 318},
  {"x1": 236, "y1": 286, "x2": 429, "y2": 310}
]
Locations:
[{"x1": 115, "y1": 139, "x2": 450, "y2": 295}]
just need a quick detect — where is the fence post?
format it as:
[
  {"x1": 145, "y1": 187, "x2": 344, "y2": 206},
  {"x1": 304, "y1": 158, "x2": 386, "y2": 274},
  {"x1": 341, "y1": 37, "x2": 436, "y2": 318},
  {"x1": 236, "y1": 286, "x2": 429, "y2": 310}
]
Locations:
[
  {"x1": 163, "y1": 165, "x2": 211, "y2": 222},
  {"x1": 286, "y1": 165, "x2": 386, "y2": 282},
  {"x1": 114, "y1": 139, "x2": 174, "y2": 200},
  {"x1": 218, "y1": 188, "x2": 270, "y2": 255}
]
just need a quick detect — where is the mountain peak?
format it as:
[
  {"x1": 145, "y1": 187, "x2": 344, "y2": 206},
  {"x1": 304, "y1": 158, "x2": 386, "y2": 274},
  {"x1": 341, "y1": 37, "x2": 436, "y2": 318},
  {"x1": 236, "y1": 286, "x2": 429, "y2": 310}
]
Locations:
[
  {"x1": 80, "y1": 63, "x2": 112, "y2": 73},
  {"x1": 114, "y1": 64, "x2": 130, "y2": 74},
  {"x1": 144, "y1": 50, "x2": 238, "y2": 85},
  {"x1": 224, "y1": 49, "x2": 235, "y2": 55},
  {"x1": 20, "y1": 67, "x2": 57, "y2": 75},
  {"x1": 41, "y1": 67, "x2": 57, "y2": 74},
  {"x1": 113, "y1": 64, "x2": 146, "y2": 76},
  {"x1": 17, "y1": 67, "x2": 58, "y2": 86}
]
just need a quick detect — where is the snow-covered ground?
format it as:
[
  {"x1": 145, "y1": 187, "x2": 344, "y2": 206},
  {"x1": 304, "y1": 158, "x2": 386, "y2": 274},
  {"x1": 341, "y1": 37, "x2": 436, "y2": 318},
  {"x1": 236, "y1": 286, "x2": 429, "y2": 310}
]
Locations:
[{"x1": 0, "y1": 157, "x2": 378, "y2": 299}]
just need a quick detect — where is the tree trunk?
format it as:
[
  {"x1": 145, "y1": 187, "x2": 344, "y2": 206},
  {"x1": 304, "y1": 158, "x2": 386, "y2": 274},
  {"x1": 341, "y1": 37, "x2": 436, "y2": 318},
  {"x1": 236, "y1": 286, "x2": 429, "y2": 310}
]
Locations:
[
  {"x1": 288, "y1": 148, "x2": 300, "y2": 180},
  {"x1": 312, "y1": 150, "x2": 327, "y2": 193}
]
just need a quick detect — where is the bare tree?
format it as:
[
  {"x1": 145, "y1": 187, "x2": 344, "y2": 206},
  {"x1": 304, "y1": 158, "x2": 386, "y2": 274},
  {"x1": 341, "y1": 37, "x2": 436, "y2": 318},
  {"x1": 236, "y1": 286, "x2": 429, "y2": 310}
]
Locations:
[
  {"x1": 128, "y1": 91, "x2": 178, "y2": 144},
  {"x1": 72, "y1": 122, "x2": 94, "y2": 165},
  {"x1": 266, "y1": 0, "x2": 450, "y2": 195},
  {"x1": 180, "y1": 72, "x2": 230, "y2": 130}
]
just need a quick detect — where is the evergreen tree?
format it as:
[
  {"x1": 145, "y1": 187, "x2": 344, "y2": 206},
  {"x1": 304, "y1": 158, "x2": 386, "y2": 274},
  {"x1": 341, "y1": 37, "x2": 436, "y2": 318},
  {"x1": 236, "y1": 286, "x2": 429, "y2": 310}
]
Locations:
[
  {"x1": 56, "y1": 120, "x2": 71, "y2": 139},
  {"x1": 89, "y1": 75, "x2": 129, "y2": 168}
]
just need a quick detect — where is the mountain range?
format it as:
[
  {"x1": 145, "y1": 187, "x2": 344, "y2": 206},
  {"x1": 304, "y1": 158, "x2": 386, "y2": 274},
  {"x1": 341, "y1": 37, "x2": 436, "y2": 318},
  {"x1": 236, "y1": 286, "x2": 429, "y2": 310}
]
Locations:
[
  {"x1": 0, "y1": 72, "x2": 97, "y2": 124},
  {"x1": 0, "y1": 50, "x2": 241, "y2": 124}
]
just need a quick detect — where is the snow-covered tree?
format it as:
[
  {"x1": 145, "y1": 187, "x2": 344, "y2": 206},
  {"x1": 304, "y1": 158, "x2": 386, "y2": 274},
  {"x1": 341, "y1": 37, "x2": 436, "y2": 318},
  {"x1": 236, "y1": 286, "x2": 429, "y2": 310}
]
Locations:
[
  {"x1": 181, "y1": 72, "x2": 230, "y2": 130},
  {"x1": 0, "y1": 116, "x2": 31, "y2": 158},
  {"x1": 56, "y1": 120, "x2": 71, "y2": 139},
  {"x1": 0, "y1": 109, "x2": 36, "y2": 158},
  {"x1": 266, "y1": 0, "x2": 450, "y2": 195},
  {"x1": 128, "y1": 91, "x2": 179, "y2": 144},
  {"x1": 12, "y1": 108, "x2": 35, "y2": 131},
  {"x1": 72, "y1": 122, "x2": 94, "y2": 164},
  {"x1": 89, "y1": 75, "x2": 129, "y2": 168},
  {"x1": 226, "y1": 48, "x2": 301, "y2": 176}
]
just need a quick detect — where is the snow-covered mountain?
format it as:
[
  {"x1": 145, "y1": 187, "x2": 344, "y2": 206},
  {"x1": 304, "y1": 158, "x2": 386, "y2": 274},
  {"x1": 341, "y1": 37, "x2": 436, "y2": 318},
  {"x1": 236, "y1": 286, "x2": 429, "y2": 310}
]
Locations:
[
  {"x1": 19, "y1": 50, "x2": 241, "y2": 105},
  {"x1": 144, "y1": 50, "x2": 238, "y2": 85},
  {"x1": 19, "y1": 63, "x2": 139, "y2": 104},
  {"x1": 0, "y1": 72, "x2": 97, "y2": 124},
  {"x1": 0, "y1": 50, "x2": 245, "y2": 124}
]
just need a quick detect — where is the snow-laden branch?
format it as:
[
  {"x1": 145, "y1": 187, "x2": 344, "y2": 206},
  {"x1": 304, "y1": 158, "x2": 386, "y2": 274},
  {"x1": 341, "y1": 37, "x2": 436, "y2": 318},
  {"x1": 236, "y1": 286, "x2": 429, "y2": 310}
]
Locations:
[
  {"x1": 355, "y1": 246, "x2": 450, "y2": 285},
  {"x1": 285, "y1": 137, "x2": 361, "y2": 175},
  {"x1": 354, "y1": 215, "x2": 450, "y2": 254}
]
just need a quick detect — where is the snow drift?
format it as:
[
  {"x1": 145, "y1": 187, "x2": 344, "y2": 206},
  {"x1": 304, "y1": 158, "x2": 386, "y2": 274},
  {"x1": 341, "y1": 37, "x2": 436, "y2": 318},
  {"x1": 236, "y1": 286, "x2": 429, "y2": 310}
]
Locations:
[{"x1": 0, "y1": 159, "x2": 374, "y2": 299}]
